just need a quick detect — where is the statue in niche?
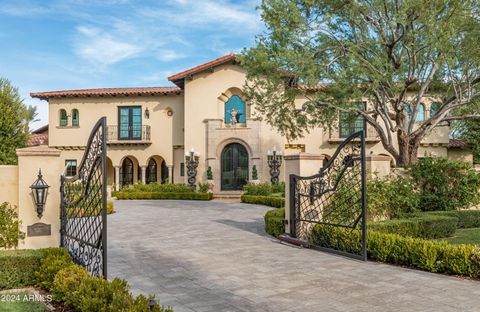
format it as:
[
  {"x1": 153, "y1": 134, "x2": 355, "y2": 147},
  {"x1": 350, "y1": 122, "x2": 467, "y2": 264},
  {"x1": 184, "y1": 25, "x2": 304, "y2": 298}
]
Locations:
[{"x1": 229, "y1": 108, "x2": 242, "y2": 127}]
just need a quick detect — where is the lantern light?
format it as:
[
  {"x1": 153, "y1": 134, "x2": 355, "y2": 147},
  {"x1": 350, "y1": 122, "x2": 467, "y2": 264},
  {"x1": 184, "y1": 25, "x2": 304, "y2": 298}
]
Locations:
[{"x1": 30, "y1": 169, "x2": 50, "y2": 218}]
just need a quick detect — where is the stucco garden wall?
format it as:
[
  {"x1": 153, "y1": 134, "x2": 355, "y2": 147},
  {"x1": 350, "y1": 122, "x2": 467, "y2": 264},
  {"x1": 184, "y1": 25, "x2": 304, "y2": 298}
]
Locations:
[{"x1": 0, "y1": 165, "x2": 19, "y2": 208}]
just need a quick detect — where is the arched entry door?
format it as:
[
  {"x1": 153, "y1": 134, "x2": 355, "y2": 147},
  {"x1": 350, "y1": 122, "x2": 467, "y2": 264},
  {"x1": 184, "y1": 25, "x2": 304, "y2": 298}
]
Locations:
[
  {"x1": 121, "y1": 158, "x2": 134, "y2": 186},
  {"x1": 221, "y1": 143, "x2": 248, "y2": 190}
]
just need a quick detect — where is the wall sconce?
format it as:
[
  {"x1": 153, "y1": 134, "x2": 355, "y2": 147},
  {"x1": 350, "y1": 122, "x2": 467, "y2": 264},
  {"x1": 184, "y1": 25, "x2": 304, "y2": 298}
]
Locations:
[
  {"x1": 267, "y1": 146, "x2": 283, "y2": 184},
  {"x1": 167, "y1": 109, "x2": 173, "y2": 116},
  {"x1": 185, "y1": 148, "x2": 200, "y2": 188},
  {"x1": 144, "y1": 107, "x2": 150, "y2": 119},
  {"x1": 30, "y1": 169, "x2": 50, "y2": 218}
]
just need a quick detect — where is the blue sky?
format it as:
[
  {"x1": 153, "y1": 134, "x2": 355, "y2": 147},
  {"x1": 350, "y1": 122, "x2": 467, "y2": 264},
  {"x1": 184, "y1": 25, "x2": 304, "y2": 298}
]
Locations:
[{"x1": 0, "y1": 0, "x2": 262, "y2": 130}]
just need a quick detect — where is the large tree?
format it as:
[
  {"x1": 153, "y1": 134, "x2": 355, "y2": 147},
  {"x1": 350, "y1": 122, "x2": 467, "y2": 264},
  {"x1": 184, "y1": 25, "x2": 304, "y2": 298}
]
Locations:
[
  {"x1": 0, "y1": 78, "x2": 28, "y2": 165},
  {"x1": 242, "y1": 0, "x2": 480, "y2": 165}
]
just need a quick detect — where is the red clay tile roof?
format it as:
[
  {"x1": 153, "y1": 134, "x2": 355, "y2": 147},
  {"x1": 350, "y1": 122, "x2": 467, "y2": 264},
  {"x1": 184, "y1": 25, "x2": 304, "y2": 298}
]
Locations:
[
  {"x1": 30, "y1": 86, "x2": 182, "y2": 100},
  {"x1": 448, "y1": 139, "x2": 468, "y2": 149},
  {"x1": 168, "y1": 53, "x2": 238, "y2": 83},
  {"x1": 31, "y1": 124, "x2": 48, "y2": 134},
  {"x1": 27, "y1": 133, "x2": 49, "y2": 146}
]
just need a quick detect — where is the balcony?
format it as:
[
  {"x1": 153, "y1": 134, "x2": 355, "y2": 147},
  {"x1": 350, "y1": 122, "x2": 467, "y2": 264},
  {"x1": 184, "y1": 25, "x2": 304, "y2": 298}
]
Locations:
[
  {"x1": 106, "y1": 125, "x2": 151, "y2": 145},
  {"x1": 328, "y1": 126, "x2": 381, "y2": 143}
]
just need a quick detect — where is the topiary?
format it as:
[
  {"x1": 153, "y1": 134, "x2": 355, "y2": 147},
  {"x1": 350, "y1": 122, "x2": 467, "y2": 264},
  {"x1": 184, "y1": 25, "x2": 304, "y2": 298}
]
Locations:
[
  {"x1": 206, "y1": 166, "x2": 213, "y2": 180},
  {"x1": 252, "y1": 165, "x2": 258, "y2": 180}
]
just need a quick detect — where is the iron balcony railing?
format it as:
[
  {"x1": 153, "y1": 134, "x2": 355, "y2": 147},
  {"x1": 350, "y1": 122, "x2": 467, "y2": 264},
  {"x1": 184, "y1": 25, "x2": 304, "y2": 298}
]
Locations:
[
  {"x1": 106, "y1": 125, "x2": 151, "y2": 143},
  {"x1": 329, "y1": 126, "x2": 380, "y2": 141}
]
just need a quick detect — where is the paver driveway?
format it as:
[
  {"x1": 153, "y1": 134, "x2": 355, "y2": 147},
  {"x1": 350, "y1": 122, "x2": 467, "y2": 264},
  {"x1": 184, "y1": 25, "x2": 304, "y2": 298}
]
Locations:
[{"x1": 108, "y1": 200, "x2": 480, "y2": 312}]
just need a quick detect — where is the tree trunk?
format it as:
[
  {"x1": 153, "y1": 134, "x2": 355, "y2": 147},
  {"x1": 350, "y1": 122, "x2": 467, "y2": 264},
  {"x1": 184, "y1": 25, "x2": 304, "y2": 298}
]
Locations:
[{"x1": 396, "y1": 131, "x2": 420, "y2": 166}]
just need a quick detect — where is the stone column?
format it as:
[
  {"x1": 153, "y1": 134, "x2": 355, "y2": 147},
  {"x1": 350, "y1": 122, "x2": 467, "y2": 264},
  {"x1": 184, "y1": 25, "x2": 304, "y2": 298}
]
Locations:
[
  {"x1": 366, "y1": 155, "x2": 392, "y2": 178},
  {"x1": 114, "y1": 166, "x2": 120, "y2": 191},
  {"x1": 167, "y1": 165, "x2": 174, "y2": 183},
  {"x1": 141, "y1": 166, "x2": 147, "y2": 184},
  {"x1": 284, "y1": 153, "x2": 325, "y2": 234}
]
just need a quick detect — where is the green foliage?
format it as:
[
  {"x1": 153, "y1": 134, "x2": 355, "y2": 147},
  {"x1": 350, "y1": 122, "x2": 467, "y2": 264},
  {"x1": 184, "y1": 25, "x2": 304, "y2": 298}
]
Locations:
[
  {"x1": 409, "y1": 158, "x2": 480, "y2": 211},
  {"x1": 114, "y1": 191, "x2": 213, "y2": 201},
  {"x1": 0, "y1": 202, "x2": 25, "y2": 248},
  {"x1": 206, "y1": 166, "x2": 213, "y2": 180},
  {"x1": 442, "y1": 228, "x2": 480, "y2": 246},
  {"x1": 0, "y1": 250, "x2": 42, "y2": 289},
  {"x1": 197, "y1": 182, "x2": 210, "y2": 193},
  {"x1": 51, "y1": 265, "x2": 173, "y2": 312},
  {"x1": 252, "y1": 165, "x2": 258, "y2": 180},
  {"x1": 0, "y1": 78, "x2": 28, "y2": 165},
  {"x1": 243, "y1": 182, "x2": 285, "y2": 196},
  {"x1": 310, "y1": 225, "x2": 480, "y2": 277},
  {"x1": 121, "y1": 183, "x2": 193, "y2": 193},
  {"x1": 107, "y1": 201, "x2": 115, "y2": 214},
  {"x1": 35, "y1": 248, "x2": 72, "y2": 290},
  {"x1": 241, "y1": 195, "x2": 285, "y2": 208},
  {"x1": 264, "y1": 208, "x2": 285, "y2": 238},
  {"x1": 368, "y1": 215, "x2": 458, "y2": 239},
  {"x1": 0, "y1": 291, "x2": 47, "y2": 312},
  {"x1": 400, "y1": 210, "x2": 480, "y2": 229},
  {"x1": 457, "y1": 120, "x2": 480, "y2": 164},
  {"x1": 241, "y1": 1, "x2": 480, "y2": 165},
  {"x1": 366, "y1": 175, "x2": 419, "y2": 220}
]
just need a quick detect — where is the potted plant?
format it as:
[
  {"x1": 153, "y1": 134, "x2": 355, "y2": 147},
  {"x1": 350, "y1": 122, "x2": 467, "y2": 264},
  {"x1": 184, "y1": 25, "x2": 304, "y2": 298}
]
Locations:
[
  {"x1": 250, "y1": 165, "x2": 260, "y2": 184},
  {"x1": 206, "y1": 166, "x2": 215, "y2": 192}
]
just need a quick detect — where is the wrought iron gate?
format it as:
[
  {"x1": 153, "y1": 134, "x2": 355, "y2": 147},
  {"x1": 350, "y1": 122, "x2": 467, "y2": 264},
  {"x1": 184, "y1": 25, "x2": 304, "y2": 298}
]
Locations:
[
  {"x1": 285, "y1": 131, "x2": 367, "y2": 260},
  {"x1": 60, "y1": 117, "x2": 107, "y2": 277}
]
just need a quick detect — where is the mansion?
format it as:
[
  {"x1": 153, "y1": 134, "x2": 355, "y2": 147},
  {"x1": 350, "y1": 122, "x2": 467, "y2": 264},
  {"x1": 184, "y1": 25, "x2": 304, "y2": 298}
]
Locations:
[{"x1": 30, "y1": 54, "x2": 472, "y2": 194}]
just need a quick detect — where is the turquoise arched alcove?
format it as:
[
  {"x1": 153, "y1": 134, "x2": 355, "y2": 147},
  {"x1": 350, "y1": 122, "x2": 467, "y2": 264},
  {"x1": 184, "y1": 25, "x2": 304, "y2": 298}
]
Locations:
[{"x1": 224, "y1": 95, "x2": 246, "y2": 124}]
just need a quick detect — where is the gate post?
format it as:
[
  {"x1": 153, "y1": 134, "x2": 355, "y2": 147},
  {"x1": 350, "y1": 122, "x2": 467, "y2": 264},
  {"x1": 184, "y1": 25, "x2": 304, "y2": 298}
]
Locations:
[{"x1": 284, "y1": 153, "x2": 324, "y2": 234}]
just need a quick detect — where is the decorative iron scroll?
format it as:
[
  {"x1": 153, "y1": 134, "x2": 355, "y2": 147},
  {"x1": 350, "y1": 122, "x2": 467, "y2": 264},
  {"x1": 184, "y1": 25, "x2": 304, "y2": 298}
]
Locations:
[
  {"x1": 60, "y1": 117, "x2": 107, "y2": 277},
  {"x1": 288, "y1": 131, "x2": 367, "y2": 260}
]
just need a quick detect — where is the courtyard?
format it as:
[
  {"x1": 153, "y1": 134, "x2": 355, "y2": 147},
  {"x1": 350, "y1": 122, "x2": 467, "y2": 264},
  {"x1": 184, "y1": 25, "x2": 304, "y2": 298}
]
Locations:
[{"x1": 108, "y1": 200, "x2": 480, "y2": 312}]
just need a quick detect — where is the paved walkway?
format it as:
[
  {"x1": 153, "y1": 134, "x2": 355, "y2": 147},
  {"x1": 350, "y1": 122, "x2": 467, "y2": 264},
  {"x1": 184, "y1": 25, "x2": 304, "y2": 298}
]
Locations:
[{"x1": 108, "y1": 200, "x2": 480, "y2": 312}]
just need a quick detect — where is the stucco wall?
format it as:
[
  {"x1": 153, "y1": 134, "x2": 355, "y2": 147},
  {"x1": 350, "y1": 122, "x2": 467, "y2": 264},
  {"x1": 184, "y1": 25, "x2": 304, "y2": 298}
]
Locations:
[
  {"x1": 0, "y1": 165, "x2": 19, "y2": 208},
  {"x1": 448, "y1": 149, "x2": 474, "y2": 165}
]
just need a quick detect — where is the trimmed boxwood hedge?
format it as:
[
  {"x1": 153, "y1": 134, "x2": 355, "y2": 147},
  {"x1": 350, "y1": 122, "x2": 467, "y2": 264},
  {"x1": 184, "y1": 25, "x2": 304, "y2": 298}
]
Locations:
[
  {"x1": 400, "y1": 210, "x2": 480, "y2": 229},
  {"x1": 310, "y1": 225, "x2": 480, "y2": 277},
  {"x1": 113, "y1": 191, "x2": 213, "y2": 200},
  {"x1": 0, "y1": 249, "x2": 42, "y2": 289},
  {"x1": 264, "y1": 208, "x2": 285, "y2": 238},
  {"x1": 368, "y1": 215, "x2": 458, "y2": 239},
  {"x1": 241, "y1": 195, "x2": 285, "y2": 208}
]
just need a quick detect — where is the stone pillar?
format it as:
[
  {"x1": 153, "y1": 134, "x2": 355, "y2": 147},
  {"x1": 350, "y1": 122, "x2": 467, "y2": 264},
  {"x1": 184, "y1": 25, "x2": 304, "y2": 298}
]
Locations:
[
  {"x1": 16, "y1": 146, "x2": 62, "y2": 249},
  {"x1": 141, "y1": 166, "x2": 147, "y2": 184},
  {"x1": 284, "y1": 153, "x2": 325, "y2": 234},
  {"x1": 167, "y1": 165, "x2": 174, "y2": 183},
  {"x1": 366, "y1": 155, "x2": 392, "y2": 178},
  {"x1": 114, "y1": 166, "x2": 120, "y2": 191}
]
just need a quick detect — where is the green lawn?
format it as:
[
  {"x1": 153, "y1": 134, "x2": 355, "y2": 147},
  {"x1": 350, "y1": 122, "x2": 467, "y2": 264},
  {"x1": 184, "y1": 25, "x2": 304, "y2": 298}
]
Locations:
[
  {"x1": 442, "y1": 228, "x2": 480, "y2": 245},
  {"x1": 0, "y1": 292, "x2": 47, "y2": 312}
]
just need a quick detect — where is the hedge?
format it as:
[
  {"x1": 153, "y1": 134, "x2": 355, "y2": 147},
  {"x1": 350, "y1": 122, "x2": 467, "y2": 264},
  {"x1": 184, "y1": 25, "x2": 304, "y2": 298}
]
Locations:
[
  {"x1": 241, "y1": 195, "x2": 285, "y2": 208},
  {"x1": 310, "y1": 225, "x2": 480, "y2": 277},
  {"x1": 264, "y1": 208, "x2": 285, "y2": 238},
  {"x1": 113, "y1": 192, "x2": 213, "y2": 200},
  {"x1": 368, "y1": 215, "x2": 458, "y2": 239},
  {"x1": 400, "y1": 210, "x2": 480, "y2": 229},
  {"x1": 0, "y1": 249, "x2": 42, "y2": 289}
]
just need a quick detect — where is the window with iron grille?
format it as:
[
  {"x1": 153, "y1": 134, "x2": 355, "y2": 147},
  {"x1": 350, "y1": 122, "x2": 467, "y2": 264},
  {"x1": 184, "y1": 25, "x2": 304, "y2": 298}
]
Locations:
[
  {"x1": 180, "y1": 162, "x2": 185, "y2": 176},
  {"x1": 72, "y1": 109, "x2": 79, "y2": 126},
  {"x1": 65, "y1": 160, "x2": 77, "y2": 176},
  {"x1": 59, "y1": 109, "x2": 68, "y2": 127},
  {"x1": 339, "y1": 103, "x2": 365, "y2": 138}
]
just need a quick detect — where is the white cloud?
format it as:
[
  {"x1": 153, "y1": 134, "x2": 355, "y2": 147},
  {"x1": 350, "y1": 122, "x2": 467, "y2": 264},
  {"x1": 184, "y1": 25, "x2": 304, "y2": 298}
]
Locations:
[
  {"x1": 156, "y1": 50, "x2": 185, "y2": 62},
  {"x1": 0, "y1": 1, "x2": 49, "y2": 16},
  {"x1": 74, "y1": 26, "x2": 143, "y2": 66}
]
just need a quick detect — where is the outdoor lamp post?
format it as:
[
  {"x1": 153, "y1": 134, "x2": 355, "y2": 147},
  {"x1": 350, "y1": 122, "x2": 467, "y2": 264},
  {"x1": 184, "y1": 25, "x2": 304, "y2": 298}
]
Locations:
[
  {"x1": 30, "y1": 169, "x2": 50, "y2": 218},
  {"x1": 267, "y1": 146, "x2": 283, "y2": 184},
  {"x1": 185, "y1": 148, "x2": 200, "y2": 188}
]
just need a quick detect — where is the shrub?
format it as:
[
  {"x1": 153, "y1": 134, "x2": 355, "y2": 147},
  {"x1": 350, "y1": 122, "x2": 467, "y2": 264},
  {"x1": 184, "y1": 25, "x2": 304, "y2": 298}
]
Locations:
[
  {"x1": 309, "y1": 225, "x2": 480, "y2": 277},
  {"x1": 252, "y1": 165, "x2": 258, "y2": 180},
  {"x1": 206, "y1": 166, "x2": 213, "y2": 180},
  {"x1": 241, "y1": 195, "x2": 285, "y2": 208},
  {"x1": 114, "y1": 192, "x2": 212, "y2": 200},
  {"x1": 52, "y1": 264, "x2": 90, "y2": 306},
  {"x1": 409, "y1": 157, "x2": 480, "y2": 211},
  {"x1": 264, "y1": 208, "x2": 285, "y2": 238},
  {"x1": 121, "y1": 183, "x2": 193, "y2": 193},
  {"x1": 35, "y1": 248, "x2": 72, "y2": 290},
  {"x1": 107, "y1": 201, "x2": 115, "y2": 214},
  {"x1": 400, "y1": 210, "x2": 480, "y2": 229},
  {"x1": 0, "y1": 249, "x2": 42, "y2": 289},
  {"x1": 368, "y1": 215, "x2": 458, "y2": 239},
  {"x1": 198, "y1": 182, "x2": 210, "y2": 193},
  {"x1": 243, "y1": 182, "x2": 273, "y2": 196},
  {"x1": 271, "y1": 182, "x2": 286, "y2": 196},
  {"x1": 366, "y1": 175, "x2": 419, "y2": 220},
  {"x1": 0, "y1": 202, "x2": 25, "y2": 248}
]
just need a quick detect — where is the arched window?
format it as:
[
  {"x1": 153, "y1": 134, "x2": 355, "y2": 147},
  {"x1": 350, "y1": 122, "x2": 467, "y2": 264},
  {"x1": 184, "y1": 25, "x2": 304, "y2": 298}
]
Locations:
[
  {"x1": 224, "y1": 95, "x2": 246, "y2": 125},
  {"x1": 59, "y1": 109, "x2": 67, "y2": 127},
  {"x1": 121, "y1": 158, "x2": 133, "y2": 187},
  {"x1": 403, "y1": 103, "x2": 411, "y2": 121},
  {"x1": 146, "y1": 159, "x2": 157, "y2": 184},
  {"x1": 72, "y1": 109, "x2": 79, "y2": 126},
  {"x1": 416, "y1": 103, "x2": 425, "y2": 122},
  {"x1": 430, "y1": 102, "x2": 440, "y2": 117}
]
